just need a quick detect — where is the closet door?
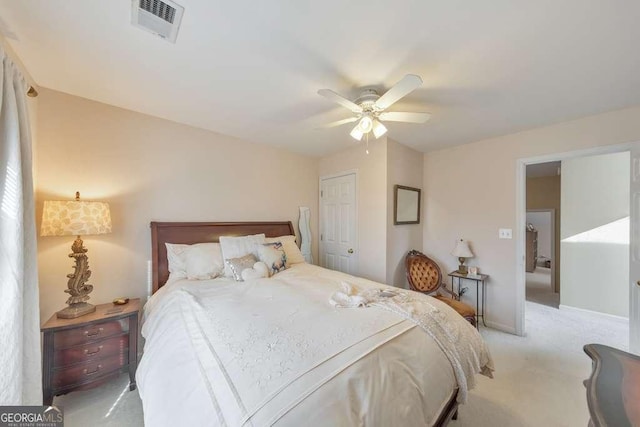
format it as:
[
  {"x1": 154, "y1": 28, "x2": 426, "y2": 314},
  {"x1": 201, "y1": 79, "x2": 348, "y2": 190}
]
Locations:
[{"x1": 320, "y1": 173, "x2": 357, "y2": 275}]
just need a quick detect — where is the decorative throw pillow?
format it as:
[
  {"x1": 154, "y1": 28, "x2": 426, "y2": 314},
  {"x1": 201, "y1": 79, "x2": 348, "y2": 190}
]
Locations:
[
  {"x1": 241, "y1": 262, "x2": 269, "y2": 281},
  {"x1": 258, "y1": 242, "x2": 287, "y2": 276},
  {"x1": 265, "y1": 235, "x2": 306, "y2": 264},
  {"x1": 226, "y1": 254, "x2": 258, "y2": 281},
  {"x1": 220, "y1": 234, "x2": 266, "y2": 277},
  {"x1": 184, "y1": 243, "x2": 224, "y2": 280}
]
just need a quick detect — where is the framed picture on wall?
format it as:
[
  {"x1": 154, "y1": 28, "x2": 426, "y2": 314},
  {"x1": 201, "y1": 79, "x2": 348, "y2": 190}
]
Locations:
[{"x1": 394, "y1": 185, "x2": 421, "y2": 225}]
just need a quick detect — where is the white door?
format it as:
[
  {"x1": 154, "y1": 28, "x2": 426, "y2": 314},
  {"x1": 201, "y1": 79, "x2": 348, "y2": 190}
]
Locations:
[
  {"x1": 320, "y1": 173, "x2": 357, "y2": 275},
  {"x1": 630, "y1": 145, "x2": 640, "y2": 354}
]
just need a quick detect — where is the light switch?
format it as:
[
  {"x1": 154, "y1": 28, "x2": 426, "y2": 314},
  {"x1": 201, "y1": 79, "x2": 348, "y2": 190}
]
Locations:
[{"x1": 499, "y1": 228, "x2": 513, "y2": 239}]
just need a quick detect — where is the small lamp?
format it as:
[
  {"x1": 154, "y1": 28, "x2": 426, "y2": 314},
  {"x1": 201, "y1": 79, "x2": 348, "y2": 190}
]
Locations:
[
  {"x1": 451, "y1": 239, "x2": 474, "y2": 274},
  {"x1": 41, "y1": 192, "x2": 112, "y2": 319}
]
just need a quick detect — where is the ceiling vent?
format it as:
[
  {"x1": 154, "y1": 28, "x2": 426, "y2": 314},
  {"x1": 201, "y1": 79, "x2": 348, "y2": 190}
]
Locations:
[{"x1": 131, "y1": 0, "x2": 184, "y2": 43}]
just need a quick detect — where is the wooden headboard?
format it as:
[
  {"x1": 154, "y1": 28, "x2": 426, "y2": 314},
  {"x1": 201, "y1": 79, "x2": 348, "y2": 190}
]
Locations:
[{"x1": 150, "y1": 221, "x2": 295, "y2": 293}]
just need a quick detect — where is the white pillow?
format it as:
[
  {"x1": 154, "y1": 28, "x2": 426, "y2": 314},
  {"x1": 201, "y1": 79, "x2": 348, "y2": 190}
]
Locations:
[
  {"x1": 184, "y1": 243, "x2": 224, "y2": 280},
  {"x1": 165, "y1": 243, "x2": 189, "y2": 278},
  {"x1": 265, "y1": 235, "x2": 306, "y2": 264},
  {"x1": 219, "y1": 234, "x2": 266, "y2": 277},
  {"x1": 165, "y1": 242, "x2": 224, "y2": 280},
  {"x1": 241, "y1": 262, "x2": 269, "y2": 281}
]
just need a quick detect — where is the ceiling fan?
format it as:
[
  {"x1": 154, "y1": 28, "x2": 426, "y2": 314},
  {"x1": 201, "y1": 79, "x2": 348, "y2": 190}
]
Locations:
[{"x1": 317, "y1": 74, "x2": 431, "y2": 141}]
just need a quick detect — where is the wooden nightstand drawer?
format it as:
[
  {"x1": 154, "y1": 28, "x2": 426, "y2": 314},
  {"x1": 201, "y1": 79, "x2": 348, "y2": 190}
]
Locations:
[
  {"x1": 42, "y1": 299, "x2": 141, "y2": 405},
  {"x1": 52, "y1": 356, "x2": 126, "y2": 389},
  {"x1": 53, "y1": 335, "x2": 129, "y2": 367},
  {"x1": 53, "y1": 318, "x2": 129, "y2": 348}
]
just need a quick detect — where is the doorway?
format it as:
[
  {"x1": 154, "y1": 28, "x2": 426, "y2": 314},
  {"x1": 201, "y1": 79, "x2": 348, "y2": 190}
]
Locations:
[
  {"x1": 319, "y1": 172, "x2": 358, "y2": 275},
  {"x1": 525, "y1": 161, "x2": 560, "y2": 309},
  {"x1": 515, "y1": 144, "x2": 636, "y2": 354},
  {"x1": 525, "y1": 209, "x2": 557, "y2": 308}
]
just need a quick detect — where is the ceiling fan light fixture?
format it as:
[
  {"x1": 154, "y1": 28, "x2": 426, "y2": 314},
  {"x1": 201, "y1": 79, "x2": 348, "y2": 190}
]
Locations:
[
  {"x1": 350, "y1": 125, "x2": 364, "y2": 141},
  {"x1": 317, "y1": 74, "x2": 427, "y2": 143},
  {"x1": 357, "y1": 116, "x2": 373, "y2": 133},
  {"x1": 372, "y1": 120, "x2": 387, "y2": 139}
]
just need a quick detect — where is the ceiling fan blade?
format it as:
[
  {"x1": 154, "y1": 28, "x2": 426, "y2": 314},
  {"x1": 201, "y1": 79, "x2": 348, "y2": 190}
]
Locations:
[
  {"x1": 318, "y1": 89, "x2": 362, "y2": 113},
  {"x1": 318, "y1": 117, "x2": 358, "y2": 128},
  {"x1": 378, "y1": 111, "x2": 431, "y2": 123},
  {"x1": 374, "y1": 75, "x2": 423, "y2": 110}
]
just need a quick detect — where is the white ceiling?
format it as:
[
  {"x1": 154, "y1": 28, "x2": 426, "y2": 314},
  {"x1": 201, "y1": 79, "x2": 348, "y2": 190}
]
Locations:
[{"x1": 1, "y1": 1, "x2": 639, "y2": 157}]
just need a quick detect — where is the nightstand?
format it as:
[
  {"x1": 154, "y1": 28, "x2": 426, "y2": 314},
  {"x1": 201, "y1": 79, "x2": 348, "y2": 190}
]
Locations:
[{"x1": 41, "y1": 299, "x2": 140, "y2": 405}]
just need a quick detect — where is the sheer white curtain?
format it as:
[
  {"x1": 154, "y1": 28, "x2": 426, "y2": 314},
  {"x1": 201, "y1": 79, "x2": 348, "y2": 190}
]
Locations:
[{"x1": 0, "y1": 49, "x2": 41, "y2": 405}]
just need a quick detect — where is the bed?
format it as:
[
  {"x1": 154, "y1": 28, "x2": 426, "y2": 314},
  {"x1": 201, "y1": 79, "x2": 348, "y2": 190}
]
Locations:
[{"x1": 137, "y1": 221, "x2": 492, "y2": 426}]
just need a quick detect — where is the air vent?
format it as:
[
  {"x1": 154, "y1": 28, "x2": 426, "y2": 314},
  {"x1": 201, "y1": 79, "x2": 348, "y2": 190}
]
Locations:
[
  {"x1": 131, "y1": 0, "x2": 184, "y2": 43},
  {"x1": 139, "y1": 0, "x2": 176, "y2": 23}
]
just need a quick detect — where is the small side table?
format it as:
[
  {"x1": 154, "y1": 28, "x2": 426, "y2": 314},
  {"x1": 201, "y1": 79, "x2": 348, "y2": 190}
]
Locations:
[
  {"x1": 448, "y1": 272, "x2": 488, "y2": 328},
  {"x1": 41, "y1": 299, "x2": 140, "y2": 405}
]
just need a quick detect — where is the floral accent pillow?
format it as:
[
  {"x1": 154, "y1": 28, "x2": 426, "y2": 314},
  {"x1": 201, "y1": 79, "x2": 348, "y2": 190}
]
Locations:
[
  {"x1": 225, "y1": 254, "x2": 258, "y2": 282},
  {"x1": 264, "y1": 235, "x2": 306, "y2": 264},
  {"x1": 257, "y1": 242, "x2": 288, "y2": 276}
]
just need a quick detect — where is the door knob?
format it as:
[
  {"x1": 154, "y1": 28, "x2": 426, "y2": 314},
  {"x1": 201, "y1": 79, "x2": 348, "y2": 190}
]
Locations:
[
  {"x1": 637, "y1": 280, "x2": 640, "y2": 287},
  {"x1": 348, "y1": 248, "x2": 354, "y2": 254}
]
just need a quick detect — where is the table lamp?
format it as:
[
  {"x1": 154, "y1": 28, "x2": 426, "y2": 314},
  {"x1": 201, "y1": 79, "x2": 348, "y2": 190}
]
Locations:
[
  {"x1": 451, "y1": 239, "x2": 474, "y2": 274},
  {"x1": 40, "y1": 192, "x2": 112, "y2": 319}
]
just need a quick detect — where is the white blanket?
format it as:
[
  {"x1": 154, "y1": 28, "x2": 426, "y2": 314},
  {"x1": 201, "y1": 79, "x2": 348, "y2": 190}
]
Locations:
[
  {"x1": 330, "y1": 282, "x2": 493, "y2": 403},
  {"x1": 138, "y1": 264, "x2": 492, "y2": 426}
]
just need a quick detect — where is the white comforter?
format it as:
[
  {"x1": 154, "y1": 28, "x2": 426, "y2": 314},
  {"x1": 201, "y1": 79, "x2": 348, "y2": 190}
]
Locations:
[{"x1": 137, "y1": 264, "x2": 492, "y2": 426}]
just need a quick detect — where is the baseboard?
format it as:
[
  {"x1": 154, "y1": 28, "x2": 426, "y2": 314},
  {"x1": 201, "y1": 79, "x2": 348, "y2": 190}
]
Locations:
[
  {"x1": 483, "y1": 320, "x2": 518, "y2": 335},
  {"x1": 559, "y1": 304, "x2": 629, "y2": 322}
]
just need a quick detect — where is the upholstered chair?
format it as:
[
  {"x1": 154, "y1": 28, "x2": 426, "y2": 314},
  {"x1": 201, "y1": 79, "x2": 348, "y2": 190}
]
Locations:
[{"x1": 405, "y1": 250, "x2": 476, "y2": 326}]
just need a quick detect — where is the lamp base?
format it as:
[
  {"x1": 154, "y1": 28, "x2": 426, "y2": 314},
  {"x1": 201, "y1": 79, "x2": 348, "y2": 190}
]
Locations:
[
  {"x1": 57, "y1": 302, "x2": 96, "y2": 319},
  {"x1": 457, "y1": 257, "x2": 468, "y2": 274}
]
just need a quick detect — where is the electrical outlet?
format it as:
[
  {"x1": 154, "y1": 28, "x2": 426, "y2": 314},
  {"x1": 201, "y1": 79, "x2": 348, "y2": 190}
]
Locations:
[{"x1": 499, "y1": 228, "x2": 513, "y2": 239}]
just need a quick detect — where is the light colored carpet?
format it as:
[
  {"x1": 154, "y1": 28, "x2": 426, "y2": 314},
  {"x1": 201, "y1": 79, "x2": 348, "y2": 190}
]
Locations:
[
  {"x1": 56, "y1": 300, "x2": 629, "y2": 426},
  {"x1": 457, "y1": 301, "x2": 628, "y2": 426}
]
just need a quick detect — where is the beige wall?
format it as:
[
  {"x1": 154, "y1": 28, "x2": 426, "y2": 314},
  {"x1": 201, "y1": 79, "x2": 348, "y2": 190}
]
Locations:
[
  {"x1": 424, "y1": 106, "x2": 640, "y2": 333},
  {"x1": 560, "y1": 152, "x2": 629, "y2": 317},
  {"x1": 526, "y1": 175, "x2": 561, "y2": 291},
  {"x1": 386, "y1": 139, "x2": 423, "y2": 288},
  {"x1": 36, "y1": 89, "x2": 319, "y2": 321},
  {"x1": 318, "y1": 139, "x2": 388, "y2": 282}
]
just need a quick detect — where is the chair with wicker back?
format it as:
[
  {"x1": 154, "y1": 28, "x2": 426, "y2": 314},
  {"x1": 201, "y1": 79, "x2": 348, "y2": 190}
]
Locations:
[{"x1": 405, "y1": 250, "x2": 476, "y2": 327}]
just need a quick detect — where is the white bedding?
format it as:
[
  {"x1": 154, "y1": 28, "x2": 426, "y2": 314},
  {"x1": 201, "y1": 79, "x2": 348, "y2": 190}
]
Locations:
[{"x1": 137, "y1": 264, "x2": 491, "y2": 426}]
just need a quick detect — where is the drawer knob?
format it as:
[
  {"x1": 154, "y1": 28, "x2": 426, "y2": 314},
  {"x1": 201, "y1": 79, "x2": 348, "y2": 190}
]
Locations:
[
  {"x1": 83, "y1": 365, "x2": 102, "y2": 376},
  {"x1": 84, "y1": 345, "x2": 103, "y2": 356},
  {"x1": 84, "y1": 327, "x2": 104, "y2": 337}
]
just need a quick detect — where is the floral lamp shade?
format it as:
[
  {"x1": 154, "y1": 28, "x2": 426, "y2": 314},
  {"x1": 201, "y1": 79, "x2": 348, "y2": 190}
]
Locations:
[{"x1": 41, "y1": 200, "x2": 112, "y2": 237}]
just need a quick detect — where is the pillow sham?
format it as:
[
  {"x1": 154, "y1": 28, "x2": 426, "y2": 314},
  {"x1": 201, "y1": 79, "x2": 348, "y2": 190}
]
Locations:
[
  {"x1": 184, "y1": 243, "x2": 224, "y2": 280},
  {"x1": 257, "y1": 242, "x2": 287, "y2": 276},
  {"x1": 165, "y1": 242, "x2": 224, "y2": 280},
  {"x1": 165, "y1": 243, "x2": 189, "y2": 278},
  {"x1": 219, "y1": 233, "x2": 266, "y2": 277},
  {"x1": 265, "y1": 235, "x2": 306, "y2": 264},
  {"x1": 226, "y1": 254, "x2": 258, "y2": 281}
]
